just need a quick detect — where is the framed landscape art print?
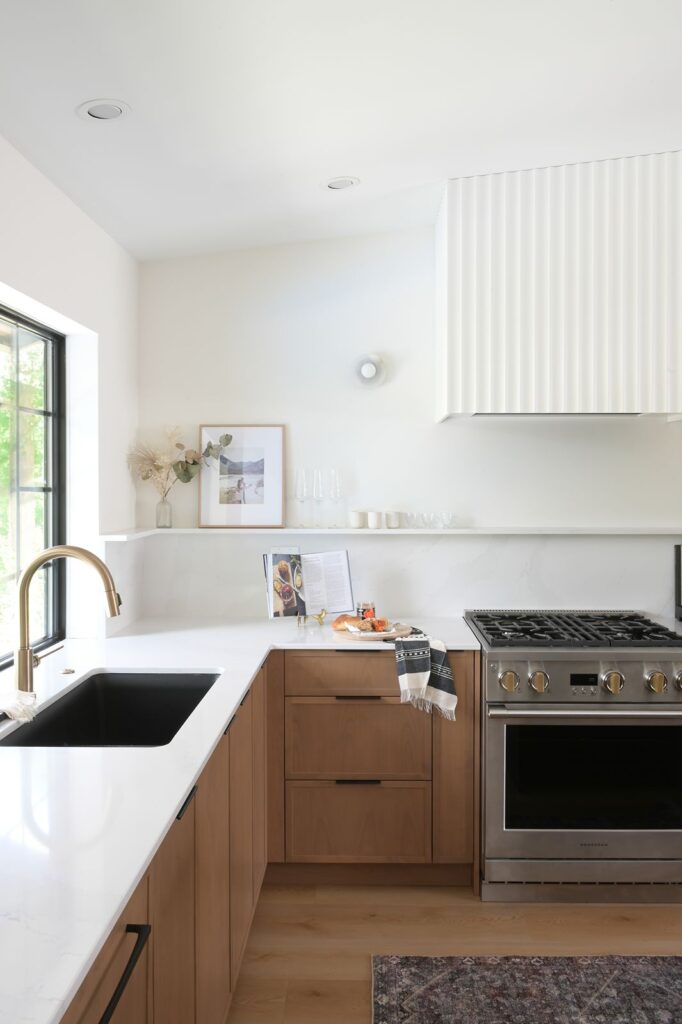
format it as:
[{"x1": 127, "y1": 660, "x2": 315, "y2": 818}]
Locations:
[{"x1": 199, "y1": 424, "x2": 284, "y2": 528}]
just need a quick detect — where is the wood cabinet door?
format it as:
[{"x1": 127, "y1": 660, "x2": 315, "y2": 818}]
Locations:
[
  {"x1": 286, "y1": 781, "x2": 432, "y2": 863},
  {"x1": 229, "y1": 690, "x2": 254, "y2": 983},
  {"x1": 60, "y1": 877, "x2": 150, "y2": 1024},
  {"x1": 433, "y1": 652, "x2": 476, "y2": 863},
  {"x1": 252, "y1": 669, "x2": 268, "y2": 900},
  {"x1": 150, "y1": 793, "x2": 196, "y2": 1024},
  {"x1": 285, "y1": 696, "x2": 432, "y2": 780},
  {"x1": 196, "y1": 732, "x2": 231, "y2": 1024}
]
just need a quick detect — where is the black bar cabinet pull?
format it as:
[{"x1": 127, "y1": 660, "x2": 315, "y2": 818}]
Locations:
[
  {"x1": 334, "y1": 695, "x2": 382, "y2": 701},
  {"x1": 335, "y1": 779, "x2": 381, "y2": 785},
  {"x1": 176, "y1": 785, "x2": 198, "y2": 820},
  {"x1": 676, "y1": 545, "x2": 682, "y2": 621},
  {"x1": 98, "y1": 923, "x2": 151, "y2": 1024}
]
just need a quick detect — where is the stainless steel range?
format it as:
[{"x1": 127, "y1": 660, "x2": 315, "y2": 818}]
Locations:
[{"x1": 465, "y1": 609, "x2": 682, "y2": 902}]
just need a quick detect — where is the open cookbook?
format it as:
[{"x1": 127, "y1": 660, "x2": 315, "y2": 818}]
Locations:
[{"x1": 264, "y1": 548, "x2": 354, "y2": 619}]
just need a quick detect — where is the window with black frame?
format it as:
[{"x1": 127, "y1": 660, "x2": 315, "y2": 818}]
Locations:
[{"x1": 0, "y1": 306, "x2": 65, "y2": 666}]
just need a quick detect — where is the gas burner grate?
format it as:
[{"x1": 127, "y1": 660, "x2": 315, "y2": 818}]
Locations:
[{"x1": 466, "y1": 610, "x2": 682, "y2": 649}]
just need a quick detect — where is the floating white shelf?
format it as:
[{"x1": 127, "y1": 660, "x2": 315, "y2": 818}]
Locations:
[{"x1": 101, "y1": 526, "x2": 682, "y2": 542}]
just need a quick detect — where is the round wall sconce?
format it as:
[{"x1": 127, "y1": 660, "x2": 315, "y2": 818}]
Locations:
[{"x1": 356, "y1": 353, "x2": 385, "y2": 385}]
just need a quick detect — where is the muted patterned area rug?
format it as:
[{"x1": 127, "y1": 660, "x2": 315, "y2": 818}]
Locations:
[{"x1": 372, "y1": 955, "x2": 682, "y2": 1023}]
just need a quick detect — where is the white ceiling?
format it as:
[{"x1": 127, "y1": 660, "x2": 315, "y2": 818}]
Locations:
[{"x1": 0, "y1": 0, "x2": 680, "y2": 260}]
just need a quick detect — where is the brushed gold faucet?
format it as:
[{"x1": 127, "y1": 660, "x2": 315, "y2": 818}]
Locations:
[{"x1": 15, "y1": 545, "x2": 122, "y2": 693}]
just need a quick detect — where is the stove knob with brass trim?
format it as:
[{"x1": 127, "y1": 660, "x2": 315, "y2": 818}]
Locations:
[
  {"x1": 528, "y1": 670, "x2": 550, "y2": 694},
  {"x1": 646, "y1": 670, "x2": 668, "y2": 695},
  {"x1": 602, "y1": 670, "x2": 625, "y2": 695},
  {"x1": 499, "y1": 670, "x2": 520, "y2": 693}
]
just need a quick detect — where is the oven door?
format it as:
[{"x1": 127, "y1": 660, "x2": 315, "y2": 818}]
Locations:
[{"x1": 485, "y1": 704, "x2": 682, "y2": 861}]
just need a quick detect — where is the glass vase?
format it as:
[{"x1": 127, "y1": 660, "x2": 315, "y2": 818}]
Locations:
[{"x1": 156, "y1": 497, "x2": 173, "y2": 528}]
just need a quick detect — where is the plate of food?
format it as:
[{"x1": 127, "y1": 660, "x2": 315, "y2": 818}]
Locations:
[{"x1": 332, "y1": 614, "x2": 412, "y2": 641}]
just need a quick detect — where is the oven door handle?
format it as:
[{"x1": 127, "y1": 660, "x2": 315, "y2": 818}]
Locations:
[{"x1": 487, "y1": 706, "x2": 682, "y2": 720}]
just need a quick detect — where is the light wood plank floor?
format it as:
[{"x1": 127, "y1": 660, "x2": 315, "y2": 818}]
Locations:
[{"x1": 227, "y1": 885, "x2": 682, "y2": 1024}]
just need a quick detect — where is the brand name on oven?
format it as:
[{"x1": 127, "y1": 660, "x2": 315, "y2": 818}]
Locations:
[{"x1": 578, "y1": 842, "x2": 609, "y2": 848}]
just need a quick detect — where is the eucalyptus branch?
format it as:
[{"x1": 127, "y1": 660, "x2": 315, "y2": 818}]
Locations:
[{"x1": 127, "y1": 429, "x2": 233, "y2": 497}]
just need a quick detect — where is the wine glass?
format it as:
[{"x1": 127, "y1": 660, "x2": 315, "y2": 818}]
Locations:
[
  {"x1": 327, "y1": 468, "x2": 341, "y2": 527},
  {"x1": 312, "y1": 469, "x2": 325, "y2": 527},
  {"x1": 294, "y1": 469, "x2": 309, "y2": 527}
]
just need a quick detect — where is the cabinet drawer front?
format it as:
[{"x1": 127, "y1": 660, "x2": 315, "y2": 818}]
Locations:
[
  {"x1": 286, "y1": 781, "x2": 432, "y2": 863},
  {"x1": 285, "y1": 651, "x2": 398, "y2": 696},
  {"x1": 285, "y1": 697, "x2": 431, "y2": 779},
  {"x1": 61, "y1": 878, "x2": 150, "y2": 1024}
]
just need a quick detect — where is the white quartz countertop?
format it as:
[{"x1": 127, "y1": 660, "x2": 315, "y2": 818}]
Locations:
[{"x1": 0, "y1": 615, "x2": 478, "y2": 1024}]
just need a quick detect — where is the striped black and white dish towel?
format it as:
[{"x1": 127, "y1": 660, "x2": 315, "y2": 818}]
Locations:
[{"x1": 393, "y1": 628, "x2": 457, "y2": 720}]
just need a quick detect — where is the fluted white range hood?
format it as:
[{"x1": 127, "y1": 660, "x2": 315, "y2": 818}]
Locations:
[{"x1": 435, "y1": 151, "x2": 682, "y2": 419}]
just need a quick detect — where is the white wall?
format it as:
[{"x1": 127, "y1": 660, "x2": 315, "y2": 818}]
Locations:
[
  {"x1": 134, "y1": 226, "x2": 682, "y2": 620},
  {"x1": 0, "y1": 132, "x2": 139, "y2": 639},
  {"x1": 138, "y1": 226, "x2": 682, "y2": 530},
  {"x1": 4, "y1": 132, "x2": 679, "y2": 630},
  {"x1": 0, "y1": 132, "x2": 138, "y2": 535}
]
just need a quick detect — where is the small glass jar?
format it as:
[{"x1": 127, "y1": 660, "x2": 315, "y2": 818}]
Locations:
[{"x1": 356, "y1": 601, "x2": 376, "y2": 619}]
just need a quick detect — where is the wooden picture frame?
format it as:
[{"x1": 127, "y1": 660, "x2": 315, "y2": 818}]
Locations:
[{"x1": 199, "y1": 424, "x2": 284, "y2": 528}]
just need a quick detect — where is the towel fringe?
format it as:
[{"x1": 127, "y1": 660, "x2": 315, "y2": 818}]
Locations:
[{"x1": 401, "y1": 689, "x2": 457, "y2": 721}]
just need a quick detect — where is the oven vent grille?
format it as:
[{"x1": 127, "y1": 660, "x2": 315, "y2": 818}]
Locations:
[
  {"x1": 482, "y1": 880, "x2": 682, "y2": 902},
  {"x1": 512, "y1": 879, "x2": 681, "y2": 887}
]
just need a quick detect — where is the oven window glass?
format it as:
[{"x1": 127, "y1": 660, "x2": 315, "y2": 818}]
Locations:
[{"x1": 505, "y1": 725, "x2": 682, "y2": 830}]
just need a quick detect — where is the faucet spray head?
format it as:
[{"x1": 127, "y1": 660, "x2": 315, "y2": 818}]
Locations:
[{"x1": 106, "y1": 590, "x2": 122, "y2": 617}]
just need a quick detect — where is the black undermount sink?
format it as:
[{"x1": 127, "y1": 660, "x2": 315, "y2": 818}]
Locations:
[{"x1": 0, "y1": 671, "x2": 220, "y2": 747}]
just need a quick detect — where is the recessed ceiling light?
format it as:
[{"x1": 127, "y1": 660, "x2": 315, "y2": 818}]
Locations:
[
  {"x1": 327, "y1": 176, "x2": 360, "y2": 190},
  {"x1": 76, "y1": 98, "x2": 130, "y2": 121}
]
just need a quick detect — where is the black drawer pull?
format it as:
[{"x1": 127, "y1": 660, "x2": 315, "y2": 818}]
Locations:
[
  {"x1": 333, "y1": 649, "x2": 384, "y2": 655},
  {"x1": 98, "y1": 923, "x2": 151, "y2": 1024},
  {"x1": 335, "y1": 779, "x2": 382, "y2": 785},
  {"x1": 334, "y1": 695, "x2": 382, "y2": 701},
  {"x1": 176, "y1": 785, "x2": 198, "y2": 820}
]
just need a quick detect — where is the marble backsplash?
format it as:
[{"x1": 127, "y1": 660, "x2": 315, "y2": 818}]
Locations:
[{"x1": 114, "y1": 532, "x2": 680, "y2": 626}]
